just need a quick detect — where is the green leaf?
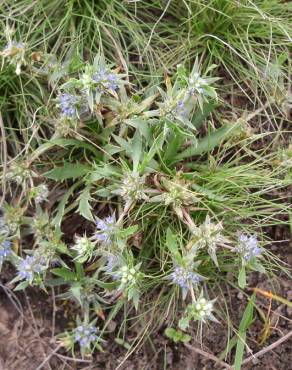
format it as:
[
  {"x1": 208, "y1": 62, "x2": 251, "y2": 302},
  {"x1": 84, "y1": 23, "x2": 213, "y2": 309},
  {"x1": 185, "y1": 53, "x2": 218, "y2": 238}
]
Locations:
[
  {"x1": 178, "y1": 316, "x2": 190, "y2": 331},
  {"x1": 174, "y1": 122, "x2": 241, "y2": 161},
  {"x1": 163, "y1": 130, "x2": 185, "y2": 163},
  {"x1": 132, "y1": 131, "x2": 142, "y2": 172},
  {"x1": 52, "y1": 181, "x2": 81, "y2": 227},
  {"x1": 166, "y1": 228, "x2": 181, "y2": 261},
  {"x1": 115, "y1": 338, "x2": 131, "y2": 350},
  {"x1": 51, "y1": 267, "x2": 77, "y2": 281},
  {"x1": 44, "y1": 163, "x2": 90, "y2": 181},
  {"x1": 238, "y1": 266, "x2": 246, "y2": 289},
  {"x1": 70, "y1": 284, "x2": 82, "y2": 306},
  {"x1": 192, "y1": 102, "x2": 215, "y2": 128},
  {"x1": 165, "y1": 328, "x2": 191, "y2": 343},
  {"x1": 14, "y1": 280, "x2": 29, "y2": 291},
  {"x1": 77, "y1": 187, "x2": 94, "y2": 221},
  {"x1": 234, "y1": 294, "x2": 256, "y2": 370},
  {"x1": 117, "y1": 225, "x2": 138, "y2": 238},
  {"x1": 140, "y1": 132, "x2": 164, "y2": 172}
]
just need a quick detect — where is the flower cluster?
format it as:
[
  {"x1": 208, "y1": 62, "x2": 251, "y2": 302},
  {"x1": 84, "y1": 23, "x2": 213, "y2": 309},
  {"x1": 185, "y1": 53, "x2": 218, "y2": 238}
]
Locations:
[
  {"x1": 0, "y1": 240, "x2": 12, "y2": 265},
  {"x1": 170, "y1": 266, "x2": 202, "y2": 289},
  {"x1": 170, "y1": 265, "x2": 202, "y2": 298},
  {"x1": 179, "y1": 294, "x2": 217, "y2": 330},
  {"x1": 118, "y1": 265, "x2": 139, "y2": 286},
  {"x1": 188, "y1": 73, "x2": 208, "y2": 95},
  {"x1": 235, "y1": 234, "x2": 262, "y2": 262},
  {"x1": 31, "y1": 184, "x2": 49, "y2": 204},
  {"x1": 104, "y1": 254, "x2": 120, "y2": 274},
  {"x1": 71, "y1": 235, "x2": 95, "y2": 263},
  {"x1": 117, "y1": 173, "x2": 147, "y2": 204},
  {"x1": 17, "y1": 255, "x2": 46, "y2": 281},
  {"x1": 190, "y1": 215, "x2": 228, "y2": 266},
  {"x1": 192, "y1": 297, "x2": 214, "y2": 321},
  {"x1": 95, "y1": 214, "x2": 116, "y2": 244},
  {"x1": 0, "y1": 40, "x2": 26, "y2": 75},
  {"x1": 93, "y1": 67, "x2": 119, "y2": 92},
  {"x1": 74, "y1": 325, "x2": 97, "y2": 348},
  {"x1": 6, "y1": 160, "x2": 32, "y2": 184},
  {"x1": 58, "y1": 93, "x2": 80, "y2": 119}
]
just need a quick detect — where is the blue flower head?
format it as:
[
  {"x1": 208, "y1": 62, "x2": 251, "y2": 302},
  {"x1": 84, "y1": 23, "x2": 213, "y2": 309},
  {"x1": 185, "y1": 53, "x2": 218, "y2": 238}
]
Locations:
[
  {"x1": 169, "y1": 265, "x2": 203, "y2": 298},
  {"x1": 58, "y1": 93, "x2": 79, "y2": 119},
  {"x1": 95, "y1": 214, "x2": 116, "y2": 244},
  {"x1": 0, "y1": 240, "x2": 12, "y2": 264},
  {"x1": 74, "y1": 325, "x2": 97, "y2": 348},
  {"x1": 236, "y1": 234, "x2": 262, "y2": 262},
  {"x1": 93, "y1": 68, "x2": 119, "y2": 91},
  {"x1": 17, "y1": 255, "x2": 45, "y2": 281}
]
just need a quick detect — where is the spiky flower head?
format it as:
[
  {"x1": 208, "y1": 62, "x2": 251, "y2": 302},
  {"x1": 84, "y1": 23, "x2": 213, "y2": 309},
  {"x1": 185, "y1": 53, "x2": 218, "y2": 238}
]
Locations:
[
  {"x1": 71, "y1": 235, "x2": 95, "y2": 263},
  {"x1": 104, "y1": 254, "x2": 120, "y2": 274},
  {"x1": 54, "y1": 115, "x2": 79, "y2": 137},
  {"x1": 0, "y1": 240, "x2": 12, "y2": 264},
  {"x1": 73, "y1": 325, "x2": 97, "y2": 348},
  {"x1": 114, "y1": 263, "x2": 142, "y2": 289},
  {"x1": 161, "y1": 177, "x2": 199, "y2": 209},
  {"x1": 1, "y1": 205, "x2": 23, "y2": 234},
  {"x1": 6, "y1": 160, "x2": 32, "y2": 184},
  {"x1": 169, "y1": 265, "x2": 203, "y2": 299},
  {"x1": 17, "y1": 255, "x2": 46, "y2": 281},
  {"x1": 95, "y1": 214, "x2": 116, "y2": 245},
  {"x1": 93, "y1": 67, "x2": 119, "y2": 92},
  {"x1": 179, "y1": 293, "x2": 217, "y2": 330},
  {"x1": 235, "y1": 234, "x2": 262, "y2": 263},
  {"x1": 116, "y1": 173, "x2": 148, "y2": 205},
  {"x1": 188, "y1": 72, "x2": 208, "y2": 95},
  {"x1": 58, "y1": 93, "x2": 79, "y2": 119},
  {"x1": 31, "y1": 184, "x2": 49, "y2": 204},
  {"x1": 190, "y1": 215, "x2": 228, "y2": 266},
  {"x1": 192, "y1": 296, "x2": 214, "y2": 322},
  {"x1": 0, "y1": 40, "x2": 26, "y2": 75}
]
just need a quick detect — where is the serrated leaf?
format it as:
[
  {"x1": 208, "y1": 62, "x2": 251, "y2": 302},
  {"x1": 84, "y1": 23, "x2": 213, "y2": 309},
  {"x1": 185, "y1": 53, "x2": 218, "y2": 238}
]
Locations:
[
  {"x1": 78, "y1": 187, "x2": 94, "y2": 221},
  {"x1": 44, "y1": 163, "x2": 90, "y2": 180}
]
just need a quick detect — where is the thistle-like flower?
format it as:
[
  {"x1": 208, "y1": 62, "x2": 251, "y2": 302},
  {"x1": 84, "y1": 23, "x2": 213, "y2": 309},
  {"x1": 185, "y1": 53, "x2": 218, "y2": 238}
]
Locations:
[
  {"x1": 6, "y1": 160, "x2": 32, "y2": 184},
  {"x1": 235, "y1": 234, "x2": 262, "y2": 262},
  {"x1": 95, "y1": 214, "x2": 116, "y2": 244},
  {"x1": 93, "y1": 68, "x2": 119, "y2": 92},
  {"x1": 179, "y1": 293, "x2": 217, "y2": 330},
  {"x1": 192, "y1": 296, "x2": 214, "y2": 322},
  {"x1": 169, "y1": 265, "x2": 202, "y2": 298},
  {"x1": 104, "y1": 254, "x2": 120, "y2": 274},
  {"x1": 17, "y1": 255, "x2": 46, "y2": 281},
  {"x1": 1, "y1": 205, "x2": 23, "y2": 234},
  {"x1": 58, "y1": 93, "x2": 80, "y2": 119},
  {"x1": 73, "y1": 325, "x2": 97, "y2": 348},
  {"x1": 31, "y1": 184, "x2": 49, "y2": 204},
  {"x1": 71, "y1": 235, "x2": 95, "y2": 262},
  {"x1": 0, "y1": 40, "x2": 26, "y2": 75},
  {"x1": 118, "y1": 265, "x2": 139, "y2": 286},
  {"x1": 188, "y1": 72, "x2": 208, "y2": 95},
  {"x1": 0, "y1": 240, "x2": 12, "y2": 264},
  {"x1": 116, "y1": 173, "x2": 148, "y2": 205},
  {"x1": 190, "y1": 215, "x2": 228, "y2": 266}
]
